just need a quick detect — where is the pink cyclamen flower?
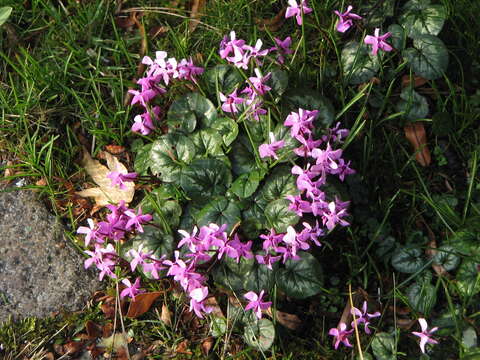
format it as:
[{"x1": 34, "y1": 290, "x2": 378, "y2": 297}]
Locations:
[
  {"x1": 107, "y1": 171, "x2": 137, "y2": 190},
  {"x1": 328, "y1": 323, "x2": 354, "y2": 349},
  {"x1": 364, "y1": 28, "x2": 393, "y2": 55},
  {"x1": 285, "y1": 0, "x2": 312, "y2": 26},
  {"x1": 412, "y1": 318, "x2": 438, "y2": 354},
  {"x1": 120, "y1": 277, "x2": 144, "y2": 300},
  {"x1": 259, "y1": 132, "x2": 285, "y2": 160},
  {"x1": 189, "y1": 286, "x2": 212, "y2": 318},
  {"x1": 350, "y1": 301, "x2": 381, "y2": 334},
  {"x1": 334, "y1": 6, "x2": 362, "y2": 33},
  {"x1": 124, "y1": 207, "x2": 153, "y2": 233},
  {"x1": 244, "y1": 290, "x2": 272, "y2": 319},
  {"x1": 219, "y1": 89, "x2": 244, "y2": 114},
  {"x1": 270, "y1": 37, "x2": 293, "y2": 64},
  {"x1": 77, "y1": 218, "x2": 102, "y2": 246}
]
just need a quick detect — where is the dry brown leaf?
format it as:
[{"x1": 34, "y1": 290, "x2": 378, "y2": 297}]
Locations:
[
  {"x1": 255, "y1": 8, "x2": 286, "y2": 32},
  {"x1": 201, "y1": 337, "x2": 214, "y2": 356},
  {"x1": 176, "y1": 340, "x2": 192, "y2": 355},
  {"x1": 402, "y1": 75, "x2": 428, "y2": 88},
  {"x1": 76, "y1": 149, "x2": 134, "y2": 206},
  {"x1": 85, "y1": 320, "x2": 102, "y2": 339},
  {"x1": 99, "y1": 332, "x2": 128, "y2": 352},
  {"x1": 160, "y1": 303, "x2": 172, "y2": 326},
  {"x1": 204, "y1": 296, "x2": 224, "y2": 318},
  {"x1": 404, "y1": 122, "x2": 431, "y2": 167},
  {"x1": 126, "y1": 291, "x2": 163, "y2": 318},
  {"x1": 189, "y1": 0, "x2": 206, "y2": 33},
  {"x1": 104, "y1": 144, "x2": 126, "y2": 155},
  {"x1": 274, "y1": 310, "x2": 302, "y2": 331}
]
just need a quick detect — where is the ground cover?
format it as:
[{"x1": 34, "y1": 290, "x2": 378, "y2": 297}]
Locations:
[{"x1": 1, "y1": 0, "x2": 480, "y2": 359}]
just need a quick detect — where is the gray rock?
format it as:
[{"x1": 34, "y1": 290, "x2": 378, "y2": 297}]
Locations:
[{"x1": 0, "y1": 189, "x2": 101, "y2": 322}]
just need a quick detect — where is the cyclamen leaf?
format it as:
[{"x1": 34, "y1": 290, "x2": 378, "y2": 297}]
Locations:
[
  {"x1": 243, "y1": 261, "x2": 276, "y2": 294},
  {"x1": 195, "y1": 197, "x2": 241, "y2": 232},
  {"x1": 272, "y1": 123, "x2": 300, "y2": 163},
  {"x1": 399, "y1": 0, "x2": 446, "y2": 38},
  {"x1": 456, "y1": 260, "x2": 480, "y2": 298},
  {"x1": 230, "y1": 135, "x2": 258, "y2": 176},
  {"x1": 167, "y1": 92, "x2": 217, "y2": 130},
  {"x1": 191, "y1": 129, "x2": 224, "y2": 158},
  {"x1": 205, "y1": 64, "x2": 244, "y2": 96},
  {"x1": 396, "y1": 88, "x2": 429, "y2": 121},
  {"x1": 134, "y1": 143, "x2": 153, "y2": 175},
  {"x1": 212, "y1": 264, "x2": 245, "y2": 292},
  {"x1": 244, "y1": 319, "x2": 275, "y2": 352},
  {"x1": 230, "y1": 170, "x2": 265, "y2": 198},
  {"x1": 209, "y1": 117, "x2": 239, "y2": 146},
  {"x1": 388, "y1": 24, "x2": 407, "y2": 50},
  {"x1": 180, "y1": 158, "x2": 232, "y2": 204},
  {"x1": 129, "y1": 226, "x2": 175, "y2": 262},
  {"x1": 403, "y1": 35, "x2": 449, "y2": 80},
  {"x1": 433, "y1": 245, "x2": 460, "y2": 271},
  {"x1": 391, "y1": 246, "x2": 425, "y2": 273},
  {"x1": 149, "y1": 133, "x2": 196, "y2": 183},
  {"x1": 341, "y1": 41, "x2": 380, "y2": 85},
  {"x1": 256, "y1": 165, "x2": 298, "y2": 205},
  {"x1": 267, "y1": 69, "x2": 289, "y2": 102},
  {"x1": 406, "y1": 281, "x2": 437, "y2": 315},
  {"x1": 277, "y1": 252, "x2": 324, "y2": 299},
  {"x1": 224, "y1": 254, "x2": 255, "y2": 276},
  {"x1": 265, "y1": 199, "x2": 299, "y2": 233},
  {"x1": 371, "y1": 332, "x2": 397, "y2": 360}
]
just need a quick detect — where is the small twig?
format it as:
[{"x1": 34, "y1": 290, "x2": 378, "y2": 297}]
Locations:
[{"x1": 349, "y1": 284, "x2": 364, "y2": 360}]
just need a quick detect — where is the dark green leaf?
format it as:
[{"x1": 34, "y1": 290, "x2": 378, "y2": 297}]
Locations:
[
  {"x1": 272, "y1": 123, "x2": 300, "y2": 163},
  {"x1": 391, "y1": 246, "x2": 425, "y2": 273},
  {"x1": 205, "y1": 65, "x2": 243, "y2": 96},
  {"x1": 277, "y1": 252, "x2": 324, "y2": 299},
  {"x1": 433, "y1": 245, "x2": 460, "y2": 271},
  {"x1": 243, "y1": 261, "x2": 276, "y2": 294},
  {"x1": 242, "y1": 202, "x2": 268, "y2": 238},
  {"x1": 267, "y1": 69, "x2": 288, "y2": 102},
  {"x1": 224, "y1": 254, "x2": 255, "y2": 276},
  {"x1": 150, "y1": 133, "x2": 196, "y2": 182},
  {"x1": 191, "y1": 129, "x2": 224, "y2": 158},
  {"x1": 388, "y1": 24, "x2": 407, "y2": 50},
  {"x1": 399, "y1": 0, "x2": 446, "y2": 38},
  {"x1": 210, "y1": 317, "x2": 227, "y2": 337},
  {"x1": 371, "y1": 332, "x2": 397, "y2": 360},
  {"x1": 129, "y1": 226, "x2": 175, "y2": 266},
  {"x1": 230, "y1": 134, "x2": 258, "y2": 176},
  {"x1": 284, "y1": 88, "x2": 335, "y2": 127},
  {"x1": 341, "y1": 41, "x2": 380, "y2": 85},
  {"x1": 244, "y1": 319, "x2": 275, "y2": 352},
  {"x1": 167, "y1": 92, "x2": 217, "y2": 131},
  {"x1": 213, "y1": 264, "x2": 245, "y2": 292},
  {"x1": 180, "y1": 158, "x2": 232, "y2": 204},
  {"x1": 462, "y1": 327, "x2": 478, "y2": 350},
  {"x1": 395, "y1": 88, "x2": 429, "y2": 121},
  {"x1": 140, "y1": 192, "x2": 182, "y2": 230},
  {"x1": 432, "y1": 112, "x2": 454, "y2": 136},
  {"x1": 362, "y1": 0, "x2": 395, "y2": 27},
  {"x1": 403, "y1": 35, "x2": 448, "y2": 80},
  {"x1": 0, "y1": 7, "x2": 12, "y2": 27},
  {"x1": 230, "y1": 170, "x2": 265, "y2": 198},
  {"x1": 195, "y1": 197, "x2": 241, "y2": 232},
  {"x1": 456, "y1": 260, "x2": 480, "y2": 298},
  {"x1": 257, "y1": 165, "x2": 298, "y2": 204},
  {"x1": 406, "y1": 281, "x2": 437, "y2": 315},
  {"x1": 209, "y1": 117, "x2": 239, "y2": 146},
  {"x1": 134, "y1": 143, "x2": 153, "y2": 175},
  {"x1": 265, "y1": 199, "x2": 299, "y2": 233}
]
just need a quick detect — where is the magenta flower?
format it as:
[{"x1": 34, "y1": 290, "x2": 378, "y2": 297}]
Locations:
[
  {"x1": 328, "y1": 323, "x2": 354, "y2": 349},
  {"x1": 259, "y1": 132, "x2": 285, "y2": 160},
  {"x1": 128, "y1": 89, "x2": 156, "y2": 108},
  {"x1": 219, "y1": 31, "x2": 246, "y2": 64},
  {"x1": 219, "y1": 89, "x2": 244, "y2": 114},
  {"x1": 77, "y1": 218, "x2": 103, "y2": 246},
  {"x1": 364, "y1": 28, "x2": 393, "y2": 55},
  {"x1": 270, "y1": 37, "x2": 293, "y2": 64},
  {"x1": 334, "y1": 6, "x2": 362, "y2": 33},
  {"x1": 412, "y1": 318, "x2": 438, "y2": 354},
  {"x1": 189, "y1": 286, "x2": 212, "y2": 318},
  {"x1": 285, "y1": 0, "x2": 312, "y2": 26},
  {"x1": 120, "y1": 277, "x2": 144, "y2": 300},
  {"x1": 131, "y1": 106, "x2": 161, "y2": 136},
  {"x1": 350, "y1": 301, "x2": 381, "y2": 334},
  {"x1": 124, "y1": 207, "x2": 153, "y2": 233},
  {"x1": 107, "y1": 171, "x2": 137, "y2": 190},
  {"x1": 244, "y1": 290, "x2": 272, "y2": 319}
]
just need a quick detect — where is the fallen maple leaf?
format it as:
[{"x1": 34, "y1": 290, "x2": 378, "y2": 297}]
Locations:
[
  {"x1": 76, "y1": 149, "x2": 135, "y2": 206},
  {"x1": 404, "y1": 122, "x2": 431, "y2": 167}
]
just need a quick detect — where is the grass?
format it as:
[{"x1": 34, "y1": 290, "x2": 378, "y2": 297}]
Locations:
[{"x1": 1, "y1": 0, "x2": 480, "y2": 358}]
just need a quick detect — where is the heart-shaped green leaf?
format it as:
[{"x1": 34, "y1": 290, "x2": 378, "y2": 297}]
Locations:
[
  {"x1": 167, "y1": 92, "x2": 217, "y2": 131},
  {"x1": 267, "y1": 69, "x2": 289, "y2": 102},
  {"x1": 456, "y1": 260, "x2": 480, "y2": 298},
  {"x1": 244, "y1": 318, "x2": 275, "y2": 352},
  {"x1": 433, "y1": 245, "x2": 460, "y2": 271},
  {"x1": 205, "y1": 64, "x2": 244, "y2": 96},
  {"x1": 190, "y1": 129, "x2": 224, "y2": 158},
  {"x1": 341, "y1": 41, "x2": 380, "y2": 85},
  {"x1": 129, "y1": 226, "x2": 175, "y2": 265},
  {"x1": 265, "y1": 199, "x2": 299, "y2": 233},
  {"x1": 395, "y1": 88, "x2": 429, "y2": 121},
  {"x1": 195, "y1": 197, "x2": 241, "y2": 232},
  {"x1": 388, "y1": 24, "x2": 407, "y2": 50},
  {"x1": 391, "y1": 246, "x2": 425, "y2": 273},
  {"x1": 134, "y1": 143, "x2": 153, "y2": 175},
  {"x1": 209, "y1": 116, "x2": 239, "y2": 146},
  {"x1": 406, "y1": 281, "x2": 437, "y2": 315},
  {"x1": 277, "y1": 252, "x2": 324, "y2": 299},
  {"x1": 180, "y1": 158, "x2": 232, "y2": 204},
  {"x1": 230, "y1": 170, "x2": 265, "y2": 198},
  {"x1": 399, "y1": 0, "x2": 446, "y2": 38},
  {"x1": 243, "y1": 261, "x2": 276, "y2": 294},
  {"x1": 403, "y1": 34, "x2": 448, "y2": 80},
  {"x1": 371, "y1": 332, "x2": 397, "y2": 360},
  {"x1": 256, "y1": 165, "x2": 298, "y2": 205},
  {"x1": 149, "y1": 133, "x2": 196, "y2": 183}
]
